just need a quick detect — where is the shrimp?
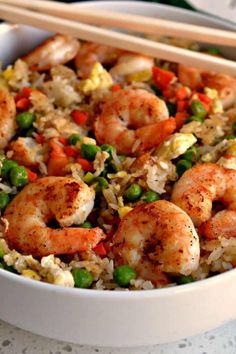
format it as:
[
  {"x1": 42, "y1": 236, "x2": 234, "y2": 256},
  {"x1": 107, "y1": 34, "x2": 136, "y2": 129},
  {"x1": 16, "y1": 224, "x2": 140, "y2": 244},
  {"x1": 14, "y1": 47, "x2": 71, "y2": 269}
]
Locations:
[
  {"x1": 178, "y1": 64, "x2": 236, "y2": 109},
  {"x1": 109, "y1": 53, "x2": 154, "y2": 79},
  {"x1": 112, "y1": 200, "x2": 199, "y2": 283},
  {"x1": 0, "y1": 88, "x2": 16, "y2": 149},
  {"x1": 171, "y1": 163, "x2": 236, "y2": 239},
  {"x1": 75, "y1": 42, "x2": 125, "y2": 78},
  {"x1": 22, "y1": 34, "x2": 80, "y2": 71},
  {"x1": 94, "y1": 88, "x2": 175, "y2": 155},
  {"x1": 4, "y1": 177, "x2": 105, "y2": 257}
]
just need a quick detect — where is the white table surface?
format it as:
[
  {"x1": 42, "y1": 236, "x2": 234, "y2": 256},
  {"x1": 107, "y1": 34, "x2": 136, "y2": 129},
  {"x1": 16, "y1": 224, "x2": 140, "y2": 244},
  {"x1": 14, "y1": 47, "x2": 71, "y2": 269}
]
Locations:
[{"x1": 0, "y1": 319, "x2": 235, "y2": 354}]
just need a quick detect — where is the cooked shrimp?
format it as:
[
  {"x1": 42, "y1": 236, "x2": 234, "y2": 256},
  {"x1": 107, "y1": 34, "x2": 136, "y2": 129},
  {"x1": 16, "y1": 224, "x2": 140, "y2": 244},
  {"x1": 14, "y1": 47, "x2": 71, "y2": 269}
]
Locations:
[
  {"x1": 94, "y1": 88, "x2": 175, "y2": 155},
  {"x1": 178, "y1": 64, "x2": 236, "y2": 109},
  {"x1": 109, "y1": 53, "x2": 154, "y2": 78},
  {"x1": 4, "y1": 177, "x2": 105, "y2": 257},
  {"x1": 75, "y1": 42, "x2": 125, "y2": 78},
  {"x1": 22, "y1": 34, "x2": 80, "y2": 71},
  {"x1": 112, "y1": 200, "x2": 199, "y2": 283},
  {"x1": 171, "y1": 163, "x2": 236, "y2": 239},
  {"x1": 0, "y1": 88, "x2": 16, "y2": 149}
]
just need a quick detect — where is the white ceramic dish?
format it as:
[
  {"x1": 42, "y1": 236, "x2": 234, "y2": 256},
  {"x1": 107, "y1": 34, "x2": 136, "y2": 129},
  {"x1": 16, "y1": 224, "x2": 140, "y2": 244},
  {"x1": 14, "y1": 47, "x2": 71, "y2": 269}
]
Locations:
[{"x1": 0, "y1": 1, "x2": 236, "y2": 347}]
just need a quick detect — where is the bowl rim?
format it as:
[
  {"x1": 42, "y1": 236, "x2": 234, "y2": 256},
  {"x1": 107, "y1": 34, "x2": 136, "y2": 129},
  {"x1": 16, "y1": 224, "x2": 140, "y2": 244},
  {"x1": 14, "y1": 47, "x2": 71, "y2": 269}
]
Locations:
[{"x1": 0, "y1": 0, "x2": 236, "y2": 298}]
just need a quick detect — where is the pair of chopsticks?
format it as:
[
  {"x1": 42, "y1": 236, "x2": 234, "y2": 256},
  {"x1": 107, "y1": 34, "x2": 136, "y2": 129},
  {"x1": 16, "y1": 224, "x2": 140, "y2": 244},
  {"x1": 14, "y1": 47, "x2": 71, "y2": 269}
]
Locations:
[{"x1": 0, "y1": 0, "x2": 236, "y2": 74}]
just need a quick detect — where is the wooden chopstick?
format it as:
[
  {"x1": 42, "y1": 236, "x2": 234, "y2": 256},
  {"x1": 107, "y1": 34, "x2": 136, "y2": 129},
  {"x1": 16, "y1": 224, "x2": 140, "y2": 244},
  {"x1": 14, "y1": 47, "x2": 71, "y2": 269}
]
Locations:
[
  {"x1": 1, "y1": 0, "x2": 236, "y2": 47},
  {"x1": 1, "y1": 3, "x2": 236, "y2": 75}
]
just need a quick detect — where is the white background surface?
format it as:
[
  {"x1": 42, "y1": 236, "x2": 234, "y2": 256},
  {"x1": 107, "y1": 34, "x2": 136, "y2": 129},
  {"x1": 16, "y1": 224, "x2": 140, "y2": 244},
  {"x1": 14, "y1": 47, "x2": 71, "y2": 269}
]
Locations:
[{"x1": 0, "y1": 319, "x2": 236, "y2": 353}]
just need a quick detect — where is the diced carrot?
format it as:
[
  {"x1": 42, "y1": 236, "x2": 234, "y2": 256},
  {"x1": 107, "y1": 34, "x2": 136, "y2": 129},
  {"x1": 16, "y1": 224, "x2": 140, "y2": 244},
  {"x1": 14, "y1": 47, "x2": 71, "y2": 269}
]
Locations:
[
  {"x1": 64, "y1": 145, "x2": 77, "y2": 157},
  {"x1": 26, "y1": 169, "x2": 38, "y2": 182},
  {"x1": 152, "y1": 66, "x2": 175, "y2": 91},
  {"x1": 16, "y1": 97, "x2": 30, "y2": 111},
  {"x1": 136, "y1": 117, "x2": 176, "y2": 151},
  {"x1": 177, "y1": 100, "x2": 189, "y2": 112},
  {"x1": 93, "y1": 242, "x2": 107, "y2": 256},
  {"x1": 197, "y1": 93, "x2": 212, "y2": 104},
  {"x1": 47, "y1": 155, "x2": 69, "y2": 176},
  {"x1": 71, "y1": 110, "x2": 89, "y2": 125},
  {"x1": 174, "y1": 112, "x2": 189, "y2": 130},
  {"x1": 76, "y1": 158, "x2": 94, "y2": 172},
  {"x1": 162, "y1": 86, "x2": 176, "y2": 100},
  {"x1": 58, "y1": 137, "x2": 68, "y2": 145},
  {"x1": 14, "y1": 93, "x2": 23, "y2": 103},
  {"x1": 111, "y1": 84, "x2": 121, "y2": 92},
  {"x1": 176, "y1": 86, "x2": 189, "y2": 101},
  {"x1": 35, "y1": 134, "x2": 45, "y2": 144}
]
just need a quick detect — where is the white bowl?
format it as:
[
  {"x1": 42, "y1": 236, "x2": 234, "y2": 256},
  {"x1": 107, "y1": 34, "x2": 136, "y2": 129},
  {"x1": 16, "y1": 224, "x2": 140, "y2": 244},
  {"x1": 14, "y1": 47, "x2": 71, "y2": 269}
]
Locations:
[{"x1": 0, "y1": 1, "x2": 236, "y2": 347}]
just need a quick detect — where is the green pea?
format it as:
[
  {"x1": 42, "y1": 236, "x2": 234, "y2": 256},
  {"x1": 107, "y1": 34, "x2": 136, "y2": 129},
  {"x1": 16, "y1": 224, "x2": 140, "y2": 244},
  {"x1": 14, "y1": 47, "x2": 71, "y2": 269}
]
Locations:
[
  {"x1": 81, "y1": 144, "x2": 101, "y2": 161},
  {"x1": 113, "y1": 265, "x2": 137, "y2": 287},
  {"x1": 232, "y1": 122, "x2": 236, "y2": 134},
  {"x1": 94, "y1": 177, "x2": 109, "y2": 193},
  {"x1": 79, "y1": 221, "x2": 93, "y2": 228},
  {"x1": 206, "y1": 48, "x2": 221, "y2": 56},
  {"x1": 182, "y1": 146, "x2": 199, "y2": 163},
  {"x1": 68, "y1": 134, "x2": 81, "y2": 145},
  {"x1": 225, "y1": 135, "x2": 236, "y2": 140},
  {"x1": 71, "y1": 268, "x2": 93, "y2": 288},
  {"x1": 176, "y1": 159, "x2": 192, "y2": 177},
  {"x1": 141, "y1": 191, "x2": 160, "y2": 202},
  {"x1": 101, "y1": 144, "x2": 116, "y2": 162},
  {"x1": 16, "y1": 112, "x2": 36, "y2": 130},
  {"x1": 0, "y1": 262, "x2": 4, "y2": 269},
  {"x1": 0, "y1": 192, "x2": 10, "y2": 210},
  {"x1": 10, "y1": 166, "x2": 28, "y2": 187},
  {"x1": 83, "y1": 172, "x2": 94, "y2": 184},
  {"x1": 124, "y1": 183, "x2": 142, "y2": 201},
  {"x1": 166, "y1": 102, "x2": 177, "y2": 116},
  {"x1": 1, "y1": 159, "x2": 18, "y2": 179},
  {"x1": 176, "y1": 275, "x2": 194, "y2": 285},
  {"x1": 191, "y1": 101, "x2": 207, "y2": 119},
  {"x1": 185, "y1": 115, "x2": 204, "y2": 124}
]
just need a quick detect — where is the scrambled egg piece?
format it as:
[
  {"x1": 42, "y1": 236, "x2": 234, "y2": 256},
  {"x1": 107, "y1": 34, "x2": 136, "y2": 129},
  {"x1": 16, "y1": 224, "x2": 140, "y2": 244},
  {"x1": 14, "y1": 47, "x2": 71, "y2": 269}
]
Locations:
[
  {"x1": 204, "y1": 87, "x2": 223, "y2": 114},
  {"x1": 80, "y1": 63, "x2": 113, "y2": 94},
  {"x1": 155, "y1": 133, "x2": 197, "y2": 160},
  {"x1": 118, "y1": 206, "x2": 133, "y2": 219},
  {"x1": 126, "y1": 70, "x2": 152, "y2": 83}
]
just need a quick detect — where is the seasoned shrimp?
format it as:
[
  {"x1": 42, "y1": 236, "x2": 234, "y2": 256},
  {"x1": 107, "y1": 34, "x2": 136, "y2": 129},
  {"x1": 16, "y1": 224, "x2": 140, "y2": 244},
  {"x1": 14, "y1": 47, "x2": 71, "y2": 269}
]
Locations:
[
  {"x1": 4, "y1": 177, "x2": 105, "y2": 257},
  {"x1": 112, "y1": 200, "x2": 199, "y2": 283},
  {"x1": 178, "y1": 64, "x2": 236, "y2": 109},
  {"x1": 75, "y1": 42, "x2": 125, "y2": 78},
  {"x1": 22, "y1": 34, "x2": 80, "y2": 71},
  {"x1": 94, "y1": 88, "x2": 175, "y2": 155},
  {"x1": 171, "y1": 163, "x2": 236, "y2": 239},
  {"x1": 109, "y1": 53, "x2": 154, "y2": 78},
  {"x1": 0, "y1": 88, "x2": 16, "y2": 149}
]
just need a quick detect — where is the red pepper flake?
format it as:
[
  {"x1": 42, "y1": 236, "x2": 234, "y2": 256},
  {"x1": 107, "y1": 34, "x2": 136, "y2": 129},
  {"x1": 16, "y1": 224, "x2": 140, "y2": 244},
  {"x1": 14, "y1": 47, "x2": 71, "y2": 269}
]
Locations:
[
  {"x1": 35, "y1": 134, "x2": 45, "y2": 144},
  {"x1": 177, "y1": 100, "x2": 189, "y2": 113},
  {"x1": 71, "y1": 110, "x2": 89, "y2": 125},
  {"x1": 64, "y1": 145, "x2": 77, "y2": 158},
  {"x1": 111, "y1": 84, "x2": 121, "y2": 92},
  {"x1": 152, "y1": 66, "x2": 175, "y2": 91},
  {"x1": 58, "y1": 137, "x2": 68, "y2": 145},
  {"x1": 26, "y1": 169, "x2": 38, "y2": 182},
  {"x1": 93, "y1": 242, "x2": 107, "y2": 256},
  {"x1": 16, "y1": 97, "x2": 31, "y2": 111},
  {"x1": 76, "y1": 158, "x2": 94, "y2": 172}
]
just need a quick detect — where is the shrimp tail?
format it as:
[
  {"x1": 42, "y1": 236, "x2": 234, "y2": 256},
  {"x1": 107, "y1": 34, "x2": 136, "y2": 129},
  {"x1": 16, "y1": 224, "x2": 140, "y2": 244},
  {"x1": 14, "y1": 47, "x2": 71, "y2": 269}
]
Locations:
[{"x1": 136, "y1": 117, "x2": 176, "y2": 152}]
